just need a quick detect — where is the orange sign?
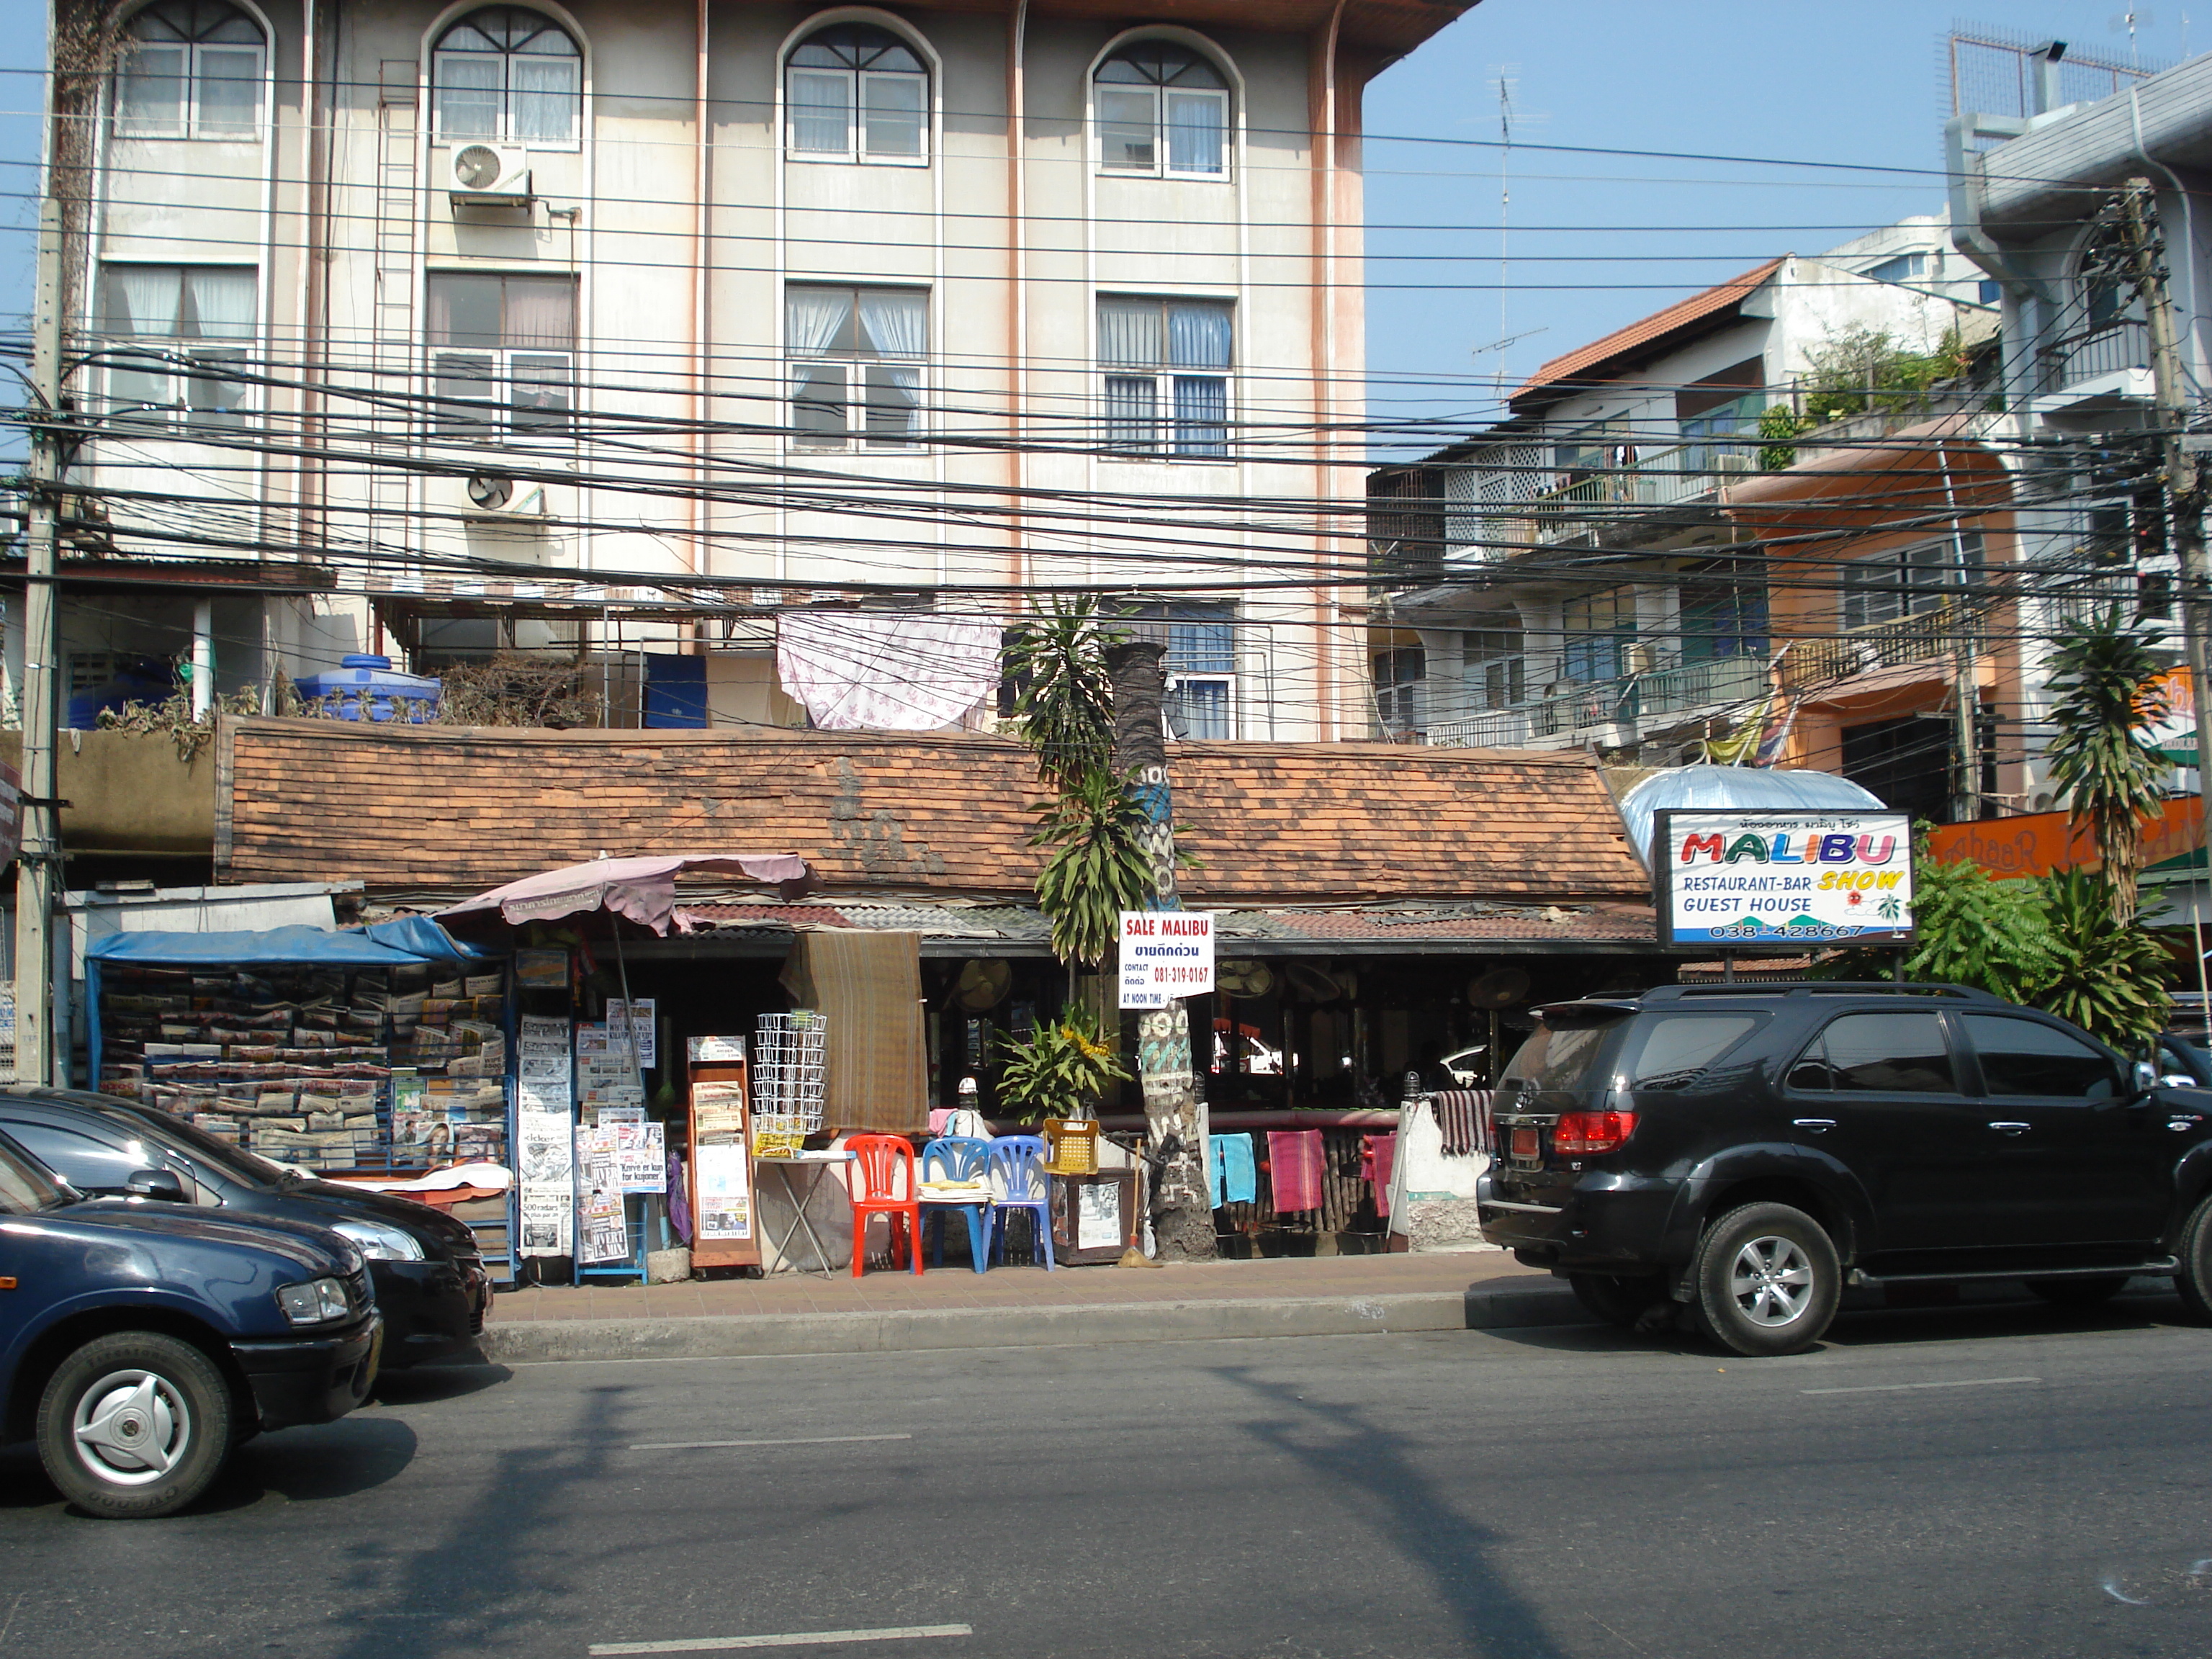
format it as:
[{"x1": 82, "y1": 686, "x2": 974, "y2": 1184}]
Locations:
[{"x1": 1926, "y1": 796, "x2": 2204, "y2": 878}]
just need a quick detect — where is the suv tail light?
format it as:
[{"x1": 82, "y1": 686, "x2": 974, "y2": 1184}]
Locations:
[{"x1": 1552, "y1": 1110, "x2": 1638, "y2": 1154}]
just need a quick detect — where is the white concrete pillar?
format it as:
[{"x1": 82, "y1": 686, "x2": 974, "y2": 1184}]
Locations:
[{"x1": 190, "y1": 599, "x2": 214, "y2": 719}]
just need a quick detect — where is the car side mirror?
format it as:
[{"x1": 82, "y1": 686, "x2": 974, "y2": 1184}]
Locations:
[
  {"x1": 125, "y1": 1168, "x2": 188, "y2": 1203},
  {"x1": 2131, "y1": 1059, "x2": 2160, "y2": 1097}
]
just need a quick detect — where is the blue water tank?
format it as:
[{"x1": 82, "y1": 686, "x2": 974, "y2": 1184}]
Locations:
[{"x1": 295, "y1": 654, "x2": 442, "y2": 723}]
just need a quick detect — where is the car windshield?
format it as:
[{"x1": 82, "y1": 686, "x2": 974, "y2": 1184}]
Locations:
[
  {"x1": 0, "y1": 1132, "x2": 77, "y2": 1214},
  {"x1": 35, "y1": 1091, "x2": 286, "y2": 1191}
]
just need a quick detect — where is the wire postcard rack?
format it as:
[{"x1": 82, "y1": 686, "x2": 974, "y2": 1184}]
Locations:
[{"x1": 750, "y1": 1010, "x2": 826, "y2": 1157}]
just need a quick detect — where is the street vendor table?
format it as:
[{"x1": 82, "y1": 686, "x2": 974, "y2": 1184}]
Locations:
[{"x1": 757, "y1": 1149, "x2": 855, "y2": 1278}]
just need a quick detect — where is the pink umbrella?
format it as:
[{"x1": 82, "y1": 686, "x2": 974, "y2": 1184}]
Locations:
[{"x1": 436, "y1": 853, "x2": 814, "y2": 938}]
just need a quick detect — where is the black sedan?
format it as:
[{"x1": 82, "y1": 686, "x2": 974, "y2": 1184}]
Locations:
[{"x1": 0, "y1": 1089, "x2": 492, "y2": 1368}]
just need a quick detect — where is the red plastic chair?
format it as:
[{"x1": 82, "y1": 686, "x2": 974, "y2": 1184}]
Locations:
[{"x1": 846, "y1": 1134, "x2": 923, "y2": 1277}]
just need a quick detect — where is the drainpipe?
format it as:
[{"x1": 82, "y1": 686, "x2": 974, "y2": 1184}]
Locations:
[
  {"x1": 689, "y1": 0, "x2": 709, "y2": 602},
  {"x1": 1310, "y1": 0, "x2": 1349, "y2": 739},
  {"x1": 1004, "y1": 0, "x2": 1027, "y2": 595}
]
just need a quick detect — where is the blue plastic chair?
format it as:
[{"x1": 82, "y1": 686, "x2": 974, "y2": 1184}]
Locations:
[
  {"x1": 918, "y1": 1136, "x2": 993, "y2": 1274},
  {"x1": 987, "y1": 1135, "x2": 1054, "y2": 1271}
]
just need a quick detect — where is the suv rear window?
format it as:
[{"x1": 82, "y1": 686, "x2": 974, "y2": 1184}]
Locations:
[
  {"x1": 1614, "y1": 1013, "x2": 1766, "y2": 1092},
  {"x1": 1500, "y1": 1020, "x2": 1621, "y2": 1094}
]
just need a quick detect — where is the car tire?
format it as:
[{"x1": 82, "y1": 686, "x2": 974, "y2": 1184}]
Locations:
[
  {"x1": 2026, "y1": 1275, "x2": 2130, "y2": 1308},
  {"x1": 34, "y1": 1332, "x2": 233, "y2": 1519},
  {"x1": 1568, "y1": 1272, "x2": 1668, "y2": 1328},
  {"x1": 1690, "y1": 1202, "x2": 1841, "y2": 1357},
  {"x1": 2175, "y1": 1192, "x2": 2212, "y2": 1323}
]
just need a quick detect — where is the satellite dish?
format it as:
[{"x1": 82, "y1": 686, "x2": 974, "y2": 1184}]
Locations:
[
  {"x1": 952, "y1": 958, "x2": 1012, "y2": 1011},
  {"x1": 1286, "y1": 961, "x2": 1344, "y2": 1003},
  {"x1": 1216, "y1": 960, "x2": 1274, "y2": 998},
  {"x1": 1466, "y1": 967, "x2": 1531, "y2": 1010}
]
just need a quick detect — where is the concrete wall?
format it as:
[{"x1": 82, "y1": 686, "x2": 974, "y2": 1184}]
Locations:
[{"x1": 0, "y1": 730, "x2": 217, "y2": 856}]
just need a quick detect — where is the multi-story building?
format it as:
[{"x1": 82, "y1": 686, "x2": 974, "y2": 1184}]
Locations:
[
  {"x1": 1364, "y1": 219, "x2": 2002, "y2": 821},
  {"x1": 27, "y1": 0, "x2": 1471, "y2": 743}
]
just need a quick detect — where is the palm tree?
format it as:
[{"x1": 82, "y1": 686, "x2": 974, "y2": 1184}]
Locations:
[{"x1": 2044, "y1": 609, "x2": 2172, "y2": 922}]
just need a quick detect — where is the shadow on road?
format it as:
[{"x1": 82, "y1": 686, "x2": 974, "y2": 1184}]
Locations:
[
  {"x1": 371, "y1": 1362, "x2": 513, "y2": 1406},
  {"x1": 1208, "y1": 1364, "x2": 1564, "y2": 1659}
]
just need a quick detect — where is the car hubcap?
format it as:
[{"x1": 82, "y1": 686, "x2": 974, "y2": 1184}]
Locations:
[
  {"x1": 72, "y1": 1370, "x2": 189, "y2": 1486},
  {"x1": 1730, "y1": 1235, "x2": 1815, "y2": 1328}
]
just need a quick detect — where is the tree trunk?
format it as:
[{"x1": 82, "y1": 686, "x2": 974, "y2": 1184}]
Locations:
[{"x1": 1105, "y1": 639, "x2": 1216, "y2": 1262}]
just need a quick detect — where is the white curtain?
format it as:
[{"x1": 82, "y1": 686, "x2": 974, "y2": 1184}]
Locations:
[
  {"x1": 789, "y1": 69, "x2": 853, "y2": 154},
  {"x1": 511, "y1": 55, "x2": 578, "y2": 143},
  {"x1": 185, "y1": 268, "x2": 255, "y2": 339},
  {"x1": 436, "y1": 53, "x2": 502, "y2": 140},
  {"x1": 1164, "y1": 90, "x2": 1224, "y2": 176},
  {"x1": 116, "y1": 43, "x2": 187, "y2": 133},
  {"x1": 502, "y1": 276, "x2": 575, "y2": 349},
  {"x1": 1167, "y1": 302, "x2": 1232, "y2": 369},
  {"x1": 858, "y1": 289, "x2": 926, "y2": 359},
  {"x1": 860, "y1": 73, "x2": 925, "y2": 158},
  {"x1": 195, "y1": 45, "x2": 261, "y2": 135},
  {"x1": 112, "y1": 266, "x2": 182, "y2": 337},
  {"x1": 1098, "y1": 300, "x2": 1159, "y2": 369},
  {"x1": 786, "y1": 287, "x2": 854, "y2": 356}
]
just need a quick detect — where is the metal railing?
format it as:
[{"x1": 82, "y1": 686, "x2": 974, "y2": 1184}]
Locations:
[
  {"x1": 1779, "y1": 601, "x2": 1982, "y2": 691},
  {"x1": 2038, "y1": 318, "x2": 2151, "y2": 394},
  {"x1": 1424, "y1": 652, "x2": 1768, "y2": 749},
  {"x1": 1527, "y1": 443, "x2": 1753, "y2": 546}
]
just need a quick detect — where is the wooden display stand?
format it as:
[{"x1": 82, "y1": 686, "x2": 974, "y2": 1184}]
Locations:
[{"x1": 686, "y1": 1058, "x2": 761, "y2": 1272}]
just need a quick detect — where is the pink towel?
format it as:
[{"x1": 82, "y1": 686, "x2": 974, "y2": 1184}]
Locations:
[
  {"x1": 1266, "y1": 1129, "x2": 1325, "y2": 1213},
  {"x1": 1362, "y1": 1133, "x2": 1398, "y2": 1218}
]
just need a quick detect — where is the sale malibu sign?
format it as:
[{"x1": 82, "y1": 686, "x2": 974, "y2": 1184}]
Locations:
[
  {"x1": 1653, "y1": 809, "x2": 1914, "y2": 948},
  {"x1": 1119, "y1": 910, "x2": 1215, "y2": 1010}
]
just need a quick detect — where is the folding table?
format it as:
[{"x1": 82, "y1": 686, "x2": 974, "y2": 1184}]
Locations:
[{"x1": 757, "y1": 1148, "x2": 855, "y2": 1277}]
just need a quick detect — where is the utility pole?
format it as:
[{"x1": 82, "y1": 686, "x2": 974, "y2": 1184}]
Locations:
[
  {"x1": 13, "y1": 198, "x2": 63, "y2": 1086},
  {"x1": 1104, "y1": 637, "x2": 1215, "y2": 1262},
  {"x1": 2118, "y1": 180, "x2": 2212, "y2": 905}
]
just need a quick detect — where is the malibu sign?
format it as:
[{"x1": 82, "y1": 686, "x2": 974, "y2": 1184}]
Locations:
[{"x1": 1653, "y1": 808, "x2": 1915, "y2": 950}]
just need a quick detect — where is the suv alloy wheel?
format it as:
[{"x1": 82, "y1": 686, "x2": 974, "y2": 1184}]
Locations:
[
  {"x1": 2175, "y1": 1191, "x2": 2212, "y2": 1323},
  {"x1": 34, "y1": 1332, "x2": 233, "y2": 1518},
  {"x1": 1690, "y1": 1201, "x2": 1842, "y2": 1357}
]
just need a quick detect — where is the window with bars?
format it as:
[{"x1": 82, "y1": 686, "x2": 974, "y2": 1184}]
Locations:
[
  {"x1": 1120, "y1": 601, "x2": 1238, "y2": 738},
  {"x1": 114, "y1": 0, "x2": 264, "y2": 139},
  {"x1": 1462, "y1": 623, "x2": 1527, "y2": 710},
  {"x1": 787, "y1": 286, "x2": 928, "y2": 449},
  {"x1": 1840, "y1": 536, "x2": 1984, "y2": 632},
  {"x1": 1095, "y1": 42, "x2": 1229, "y2": 179},
  {"x1": 433, "y1": 6, "x2": 582, "y2": 145},
  {"x1": 787, "y1": 24, "x2": 927, "y2": 164},
  {"x1": 1560, "y1": 588, "x2": 1635, "y2": 685},
  {"x1": 426, "y1": 271, "x2": 576, "y2": 436},
  {"x1": 1678, "y1": 566, "x2": 1768, "y2": 662},
  {"x1": 98, "y1": 264, "x2": 257, "y2": 428},
  {"x1": 1100, "y1": 297, "x2": 1232, "y2": 458}
]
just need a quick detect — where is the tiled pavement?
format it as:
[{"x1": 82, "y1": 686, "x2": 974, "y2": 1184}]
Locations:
[{"x1": 489, "y1": 1249, "x2": 1549, "y2": 1326}]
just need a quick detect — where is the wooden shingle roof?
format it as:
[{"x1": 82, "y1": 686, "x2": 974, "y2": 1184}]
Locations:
[{"x1": 216, "y1": 719, "x2": 1649, "y2": 907}]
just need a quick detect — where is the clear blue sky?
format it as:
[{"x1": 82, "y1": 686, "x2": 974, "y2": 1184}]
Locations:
[
  {"x1": 0, "y1": 0, "x2": 2197, "y2": 448},
  {"x1": 1364, "y1": 1, "x2": 2199, "y2": 439}
]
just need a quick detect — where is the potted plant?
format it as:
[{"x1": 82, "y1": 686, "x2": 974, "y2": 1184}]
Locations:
[{"x1": 994, "y1": 1002, "x2": 1130, "y2": 1124}]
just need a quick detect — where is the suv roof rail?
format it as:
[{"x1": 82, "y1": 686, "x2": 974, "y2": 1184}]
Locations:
[{"x1": 1639, "y1": 982, "x2": 2004, "y2": 1003}]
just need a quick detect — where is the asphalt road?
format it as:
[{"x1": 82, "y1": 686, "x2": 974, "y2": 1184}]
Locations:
[{"x1": 4, "y1": 1292, "x2": 2211, "y2": 1659}]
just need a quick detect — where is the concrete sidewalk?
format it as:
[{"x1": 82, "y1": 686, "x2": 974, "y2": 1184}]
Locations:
[{"x1": 478, "y1": 1251, "x2": 1583, "y2": 1364}]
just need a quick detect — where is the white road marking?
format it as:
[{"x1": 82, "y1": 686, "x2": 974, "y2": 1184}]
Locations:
[
  {"x1": 1802, "y1": 1376, "x2": 2040, "y2": 1396},
  {"x1": 589, "y1": 1623, "x2": 971, "y2": 1654},
  {"x1": 626, "y1": 1432, "x2": 914, "y2": 1451}
]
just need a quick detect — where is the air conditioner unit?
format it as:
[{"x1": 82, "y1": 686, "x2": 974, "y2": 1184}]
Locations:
[
  {"x1": 464, "y1": 473, "x2": 546, "y2": 516},
  {"x1": 448, "y1": 143, "x2": 531, "y2": 205},
  {"x1": 1714, "y1": 453, "x2": 1756, "y2": 475}
]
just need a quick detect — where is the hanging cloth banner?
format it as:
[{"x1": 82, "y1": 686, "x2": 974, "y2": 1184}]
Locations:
[{"x1": 775, "y1": 611, "x2": 1002, "y2": 731}]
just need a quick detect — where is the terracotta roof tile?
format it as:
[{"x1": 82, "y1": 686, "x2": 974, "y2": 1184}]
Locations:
[
  {"x1": 1511, "y1": 258, "x2": 1786, "y2": 408},
  {"x1": 218, "y1": 721, "x2": 1649, "y2": 907}
]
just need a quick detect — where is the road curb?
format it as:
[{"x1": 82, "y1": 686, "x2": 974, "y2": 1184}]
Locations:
[{"x1": 480, "y1": 1282, "x2": 1588, "y2": 1363}]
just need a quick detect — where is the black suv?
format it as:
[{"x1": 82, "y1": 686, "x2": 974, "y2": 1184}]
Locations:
[{"x1": 1478, "y1": 983, "x2": 2212, "y2": 1356}]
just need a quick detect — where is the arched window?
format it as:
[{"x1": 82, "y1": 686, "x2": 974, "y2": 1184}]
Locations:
[
  {"x1": 1096, "y1": 42, "x2": 1228, "y2": 179},
  {"x1": 433, "y1": 7, "x2": 582, "y2": 145},
  {"x1": 115, "y1": 0, "x2": 264, "y2": 139},
  {"x1": 786, "y1": 24, "x2": 927, "y2": 164}
]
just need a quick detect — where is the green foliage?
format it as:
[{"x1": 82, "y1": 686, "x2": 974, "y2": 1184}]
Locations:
[
  {"x1": 2031, "y1": 868, "x2": 2172, "y2": 1048},
  {"x1": 1004, "y1": 596, "x2": 1125, "y2": 791},
  {"x1": 994, "y1": 1001, "x2": 1132, "y2": 1122},
  {"x1": 1756, "y1": 403, "x2": 1815, "y2": 471},
  {"x1": 1797, "y1": 323, "x2": 1976, "y2": 425},
  {"x1": 2043, "y1": 609, "x2": 2172, "y2": 920},
  {"x1": 1029, "y1": 764, "x2": 1154, "y2": 966},
  {"x1": 96, "y1": 685, "x2": 264, "y2": 762}
]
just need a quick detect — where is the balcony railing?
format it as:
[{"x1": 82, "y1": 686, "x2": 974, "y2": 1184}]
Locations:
[
  {"x1": 1779, "y1": 601, "x2": 1982, "y2": 692},
  {"x1": 1424, "y1": 651, "x2": 1768, "y2": 750},
  {"x1": 2038, "y1": 318, "x2": 2151, "y2": 395},
  {"x1": 1527, "y1": 444, "x2": 1755, "y2": 546}
]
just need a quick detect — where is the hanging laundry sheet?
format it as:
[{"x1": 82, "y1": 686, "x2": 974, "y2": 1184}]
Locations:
[
  {"x1": 1209, "y1": 1132, "x2": 1257, "y2": 1208},
  {"x1": 1361, "y1": 1132, "x2": 1398, "y2": 1218},
  {"x1": 1265, "y1": 1129, "x2": 1325, "y2": 1213},
  {"x1": 776, "y1": 610, "x2": 1001, "y2": 732}
]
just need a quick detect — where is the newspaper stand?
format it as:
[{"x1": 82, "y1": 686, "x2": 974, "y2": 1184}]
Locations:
[{"x1": 686, "y1": 1043, "x2": 761, "y2": 1272}]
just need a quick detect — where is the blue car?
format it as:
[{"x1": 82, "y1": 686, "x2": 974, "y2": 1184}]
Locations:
[{"x1": 0, "y1": 1129, "x2": 381, "y2": 1518}]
